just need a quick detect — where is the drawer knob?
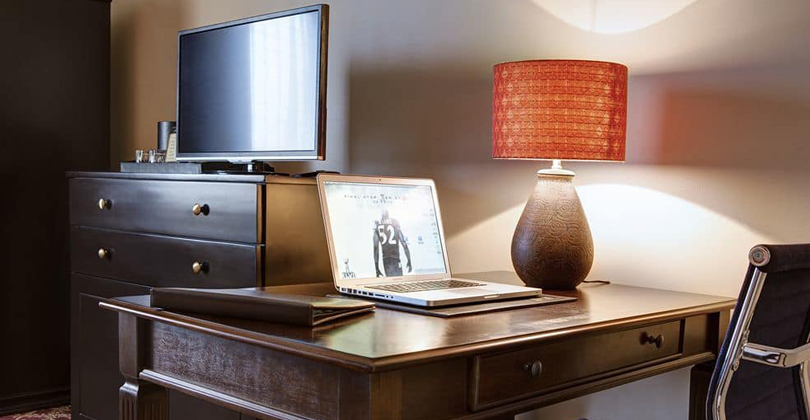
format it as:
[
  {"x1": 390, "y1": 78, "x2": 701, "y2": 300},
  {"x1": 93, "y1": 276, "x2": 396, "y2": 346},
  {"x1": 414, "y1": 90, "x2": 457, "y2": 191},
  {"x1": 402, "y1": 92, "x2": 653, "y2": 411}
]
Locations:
[
  {"x1": 641, "y1": 332, "x2": 665, "y2": 349},
  {"x1": 98, "y1": 198, "x2": 112, "y2": 210},
  {"x1": 523, "y1": 360, "x2": 543, "y2": 377},
  {"x1": 192, "y1": 203, "x2": 210, "y2": 216},
  {"x1": 97, "y1": 248, "x2": 110, "y2": 259},
  {"x1": 192, "y1": 261, "x2": 209, "y2": 274}
]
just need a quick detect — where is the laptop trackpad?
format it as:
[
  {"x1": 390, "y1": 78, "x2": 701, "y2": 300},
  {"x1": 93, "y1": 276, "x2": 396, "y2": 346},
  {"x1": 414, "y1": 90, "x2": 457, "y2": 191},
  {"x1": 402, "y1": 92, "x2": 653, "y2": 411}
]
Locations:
[{"x1": 444, "y1": 288, "x2": 492, "y2": 296}]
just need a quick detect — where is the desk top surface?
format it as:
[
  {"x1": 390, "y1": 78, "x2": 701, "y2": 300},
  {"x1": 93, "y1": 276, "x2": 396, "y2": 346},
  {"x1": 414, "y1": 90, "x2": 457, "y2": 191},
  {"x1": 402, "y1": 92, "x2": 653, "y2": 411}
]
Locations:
[{"x1": 102, "y1": 271, "x2": 736, "y2": 372}]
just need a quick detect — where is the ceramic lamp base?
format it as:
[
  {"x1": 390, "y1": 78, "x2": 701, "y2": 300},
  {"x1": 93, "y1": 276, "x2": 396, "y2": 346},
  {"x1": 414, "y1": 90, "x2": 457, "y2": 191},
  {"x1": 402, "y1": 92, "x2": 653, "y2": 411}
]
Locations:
[{"x1": 511, "y1": 171, "x2": 594, "y2": 290}]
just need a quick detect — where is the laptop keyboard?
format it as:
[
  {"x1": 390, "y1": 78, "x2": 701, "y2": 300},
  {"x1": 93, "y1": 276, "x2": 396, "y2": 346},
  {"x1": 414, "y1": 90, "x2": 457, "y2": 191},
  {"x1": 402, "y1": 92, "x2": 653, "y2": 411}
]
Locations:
[{"x1": 366, "y1": 279, "x2": 485, "y2": 294}]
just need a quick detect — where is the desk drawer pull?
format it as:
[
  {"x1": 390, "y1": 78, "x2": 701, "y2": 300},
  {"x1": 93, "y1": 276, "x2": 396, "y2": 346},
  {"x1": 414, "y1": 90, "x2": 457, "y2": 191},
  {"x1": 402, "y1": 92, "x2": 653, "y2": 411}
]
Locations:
[
  {"x1": 523, "y1": 360, "x2": 543, "y2": 377},
  {"x1": 192, "y1": 203, "x2": 210, "y2": 216},
  {"x1": 97, "y1": 248, "x2": 110, "y2": 259},
  {"x1": 98, "y1": 198, "x2": 112, "y2": 210},
  {"x1": 192, "y1": 261, "x2": 209, "y2": 274},
  {"x1": 641, "y1": 332, "x2": 665, "y2": 349}
]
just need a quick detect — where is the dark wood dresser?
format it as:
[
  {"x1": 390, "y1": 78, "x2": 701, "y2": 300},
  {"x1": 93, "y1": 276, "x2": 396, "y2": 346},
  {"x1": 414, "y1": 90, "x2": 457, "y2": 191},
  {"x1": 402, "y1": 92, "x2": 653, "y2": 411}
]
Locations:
[{"x1": 67, "y1": 171, "x2": 332, "y2": 420}]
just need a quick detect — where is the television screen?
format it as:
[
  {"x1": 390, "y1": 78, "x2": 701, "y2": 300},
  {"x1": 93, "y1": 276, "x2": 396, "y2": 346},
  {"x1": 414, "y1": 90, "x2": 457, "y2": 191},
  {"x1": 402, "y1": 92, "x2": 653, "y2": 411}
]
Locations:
[{"x1": 177, "y1": 5, "x2": 328, "y2": 162}]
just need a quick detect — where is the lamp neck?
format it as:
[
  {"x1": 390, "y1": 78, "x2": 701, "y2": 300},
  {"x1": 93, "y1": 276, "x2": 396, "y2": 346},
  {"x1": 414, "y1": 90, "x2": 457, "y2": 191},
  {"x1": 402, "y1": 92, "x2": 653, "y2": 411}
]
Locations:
[{"x1": 538, "y1": 159, "x2": 576, "y2": 177}]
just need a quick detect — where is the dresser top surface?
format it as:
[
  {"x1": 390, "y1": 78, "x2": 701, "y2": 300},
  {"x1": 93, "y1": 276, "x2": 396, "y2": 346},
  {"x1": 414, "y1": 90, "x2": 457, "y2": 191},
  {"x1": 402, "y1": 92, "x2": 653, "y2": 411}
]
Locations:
[
  {"x1": 66, "y1": 171, "x2": 317, "y2": 185},
  {"x1": 101, "y1": 271, "x2": 735, "y2": 372}
]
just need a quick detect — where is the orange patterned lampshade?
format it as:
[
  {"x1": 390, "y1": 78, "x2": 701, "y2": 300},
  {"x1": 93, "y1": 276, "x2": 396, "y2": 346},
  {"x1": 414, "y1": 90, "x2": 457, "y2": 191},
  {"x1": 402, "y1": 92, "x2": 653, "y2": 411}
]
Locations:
[{"x1": 492, "y1": 60, "x2": 628, "y2": 161}]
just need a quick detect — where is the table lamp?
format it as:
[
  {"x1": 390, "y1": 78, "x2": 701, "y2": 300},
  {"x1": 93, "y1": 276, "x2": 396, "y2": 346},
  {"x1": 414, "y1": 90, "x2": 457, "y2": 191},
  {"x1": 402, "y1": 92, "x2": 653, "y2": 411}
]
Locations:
[{"x1": 493, "y1": 60, "x2": 627, "y2": 289}]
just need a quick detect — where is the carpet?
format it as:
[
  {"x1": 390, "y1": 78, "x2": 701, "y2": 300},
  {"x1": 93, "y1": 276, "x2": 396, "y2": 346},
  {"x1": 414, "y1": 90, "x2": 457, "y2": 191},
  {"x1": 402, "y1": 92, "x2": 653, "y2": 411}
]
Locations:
[{"x1": 0, "y1": 406, "x2": 69, "y2": 420}]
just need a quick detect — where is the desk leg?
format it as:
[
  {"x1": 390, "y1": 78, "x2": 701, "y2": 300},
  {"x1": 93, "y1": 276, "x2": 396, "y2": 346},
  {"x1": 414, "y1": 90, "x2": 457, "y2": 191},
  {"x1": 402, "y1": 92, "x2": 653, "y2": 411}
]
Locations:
[
  {"x1": 688, "y1": 362, "x2": 714, "y2": 420},
  {"x1": 120, "y1": 380, "x2": 167, "y2": 420},
  {"x1": 690, "y1": 310, "x2": 729, "y2": 420},
  {"x1": 369, "y1": 371, "x2": 403, "y2": 420},
  {"x1": 119, "y1": 313, "x2": 168, "y2": 420}
]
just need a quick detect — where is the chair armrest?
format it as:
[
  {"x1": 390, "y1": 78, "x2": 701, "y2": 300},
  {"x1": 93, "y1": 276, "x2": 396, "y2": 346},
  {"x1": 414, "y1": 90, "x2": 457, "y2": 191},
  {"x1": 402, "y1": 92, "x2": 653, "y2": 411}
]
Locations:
[{"x1": 741, "y1": 341, "x2": 810, "y2": 368}]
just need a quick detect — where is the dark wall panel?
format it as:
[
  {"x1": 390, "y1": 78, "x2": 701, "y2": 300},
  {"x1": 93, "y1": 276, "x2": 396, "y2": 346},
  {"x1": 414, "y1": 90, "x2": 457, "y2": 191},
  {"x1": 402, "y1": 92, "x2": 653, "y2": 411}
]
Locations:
[{"x1": 0, "y1": 0, "x2": 109, "y2": 414}]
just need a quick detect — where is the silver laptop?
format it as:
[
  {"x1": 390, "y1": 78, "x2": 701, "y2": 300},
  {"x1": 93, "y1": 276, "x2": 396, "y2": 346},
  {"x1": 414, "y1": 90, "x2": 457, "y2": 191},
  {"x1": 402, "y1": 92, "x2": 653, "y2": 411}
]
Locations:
[{"x1": 316, "y1": 174, "x2": 543, "y2": 307}]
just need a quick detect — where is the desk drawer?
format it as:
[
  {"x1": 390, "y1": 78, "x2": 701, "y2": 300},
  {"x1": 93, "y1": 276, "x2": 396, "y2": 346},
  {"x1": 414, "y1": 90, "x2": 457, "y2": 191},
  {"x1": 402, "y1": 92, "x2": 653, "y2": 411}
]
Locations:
[
  {"x1": 470, "y1": 320, "x2": 682, "y2": 410},
  {"x1": 69, "y1": 178, "x2": 260, "y2": 243},
  {"x1": 70, "y1": 226, "x2": 259, "y2": 288}
]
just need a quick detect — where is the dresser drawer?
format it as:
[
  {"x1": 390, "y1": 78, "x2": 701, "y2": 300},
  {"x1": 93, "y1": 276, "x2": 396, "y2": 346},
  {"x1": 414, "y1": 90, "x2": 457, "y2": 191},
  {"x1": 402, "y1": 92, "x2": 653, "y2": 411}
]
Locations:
[
  {"x1": 70, "y1": 226, "x2": 259, "y2": 288},
  {"x1": 69, "y1": 178, "x2": 261, "y2": 243},
  {"x1": 470, "y1": 320, "x2": 682, "y2": 410}
]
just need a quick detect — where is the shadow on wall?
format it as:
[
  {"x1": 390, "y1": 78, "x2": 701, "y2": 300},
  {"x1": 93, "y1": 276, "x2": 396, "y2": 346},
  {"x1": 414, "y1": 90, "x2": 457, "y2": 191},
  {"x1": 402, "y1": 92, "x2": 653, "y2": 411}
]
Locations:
[
  {"x1": 628, "y1": 67, "x2": 810, "y2": 171},
  {"x1": 613, "y1": 70, "x2": 810, "y2": 243},
  {"x1": 654, "y1": 90, "x2": 810, "y2": 170},
  {"x1": 345, "y1": 65, "x2": 810, "y2": 246},
  {"x1": 347, "y1": 69, "x2": 491, "y2": 169},
  {"x1": 346, "y1": 68, "x2": 533, "y2": 237},
  {"x1": 111, "y1": 0, "x2": 186, "y2": 168}
]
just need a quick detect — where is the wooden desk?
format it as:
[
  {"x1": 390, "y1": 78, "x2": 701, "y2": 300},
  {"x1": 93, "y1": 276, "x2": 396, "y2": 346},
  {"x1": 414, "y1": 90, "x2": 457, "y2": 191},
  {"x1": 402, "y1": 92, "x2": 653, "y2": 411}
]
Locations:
[{"x1": 101, "y1": 273, "x2": 735, "y2": 420}]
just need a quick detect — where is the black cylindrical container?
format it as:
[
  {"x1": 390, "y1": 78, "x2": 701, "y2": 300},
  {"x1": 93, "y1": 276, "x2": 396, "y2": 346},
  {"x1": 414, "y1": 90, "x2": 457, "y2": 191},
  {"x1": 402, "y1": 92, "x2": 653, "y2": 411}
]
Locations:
[{"x1": 157, "y1": 121, "x2": 176, "y2": 150}]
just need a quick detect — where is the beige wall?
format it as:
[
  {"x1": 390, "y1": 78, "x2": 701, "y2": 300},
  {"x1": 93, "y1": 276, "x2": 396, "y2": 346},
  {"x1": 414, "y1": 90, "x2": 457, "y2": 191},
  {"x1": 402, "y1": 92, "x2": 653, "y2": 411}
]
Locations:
[{"x1": 111, "y1": 0, "x2": 810, "y2": 418}]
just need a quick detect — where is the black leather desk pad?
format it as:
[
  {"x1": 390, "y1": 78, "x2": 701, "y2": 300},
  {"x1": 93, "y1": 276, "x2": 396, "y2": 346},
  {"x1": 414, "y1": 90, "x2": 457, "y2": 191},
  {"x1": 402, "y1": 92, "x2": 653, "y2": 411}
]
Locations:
[{"x1": 327, "y1": 294, "x2": 576, "y2": 318}]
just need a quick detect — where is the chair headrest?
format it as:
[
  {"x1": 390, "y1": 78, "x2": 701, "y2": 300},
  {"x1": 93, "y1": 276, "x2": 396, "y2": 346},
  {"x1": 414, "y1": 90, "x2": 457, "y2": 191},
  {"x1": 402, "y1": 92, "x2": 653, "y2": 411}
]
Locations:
[{"x1": 749, "y1": 243, "x2": 810, "y2": 273}]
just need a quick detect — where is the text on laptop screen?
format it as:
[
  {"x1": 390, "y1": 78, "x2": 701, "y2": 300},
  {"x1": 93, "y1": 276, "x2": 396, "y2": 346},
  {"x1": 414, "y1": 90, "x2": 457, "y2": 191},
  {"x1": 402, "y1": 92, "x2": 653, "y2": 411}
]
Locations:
[{"x1": 323, "y1": 181, "x2": 448, "y2": 279}]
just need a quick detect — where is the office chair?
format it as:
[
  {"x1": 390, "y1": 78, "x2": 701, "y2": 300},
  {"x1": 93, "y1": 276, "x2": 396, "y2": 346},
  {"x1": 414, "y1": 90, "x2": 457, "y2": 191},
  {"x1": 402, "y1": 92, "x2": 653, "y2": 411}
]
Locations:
[{"x1": 707, "y1": 244, "x2": 810, "y2": 420}]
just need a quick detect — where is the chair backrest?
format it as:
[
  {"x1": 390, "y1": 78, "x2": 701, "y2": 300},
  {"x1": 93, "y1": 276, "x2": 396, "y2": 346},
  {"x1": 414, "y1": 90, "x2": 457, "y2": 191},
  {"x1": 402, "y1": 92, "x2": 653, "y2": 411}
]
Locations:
[{"x1": 707, "y1": 244, "x2": 810, "y2": 420}]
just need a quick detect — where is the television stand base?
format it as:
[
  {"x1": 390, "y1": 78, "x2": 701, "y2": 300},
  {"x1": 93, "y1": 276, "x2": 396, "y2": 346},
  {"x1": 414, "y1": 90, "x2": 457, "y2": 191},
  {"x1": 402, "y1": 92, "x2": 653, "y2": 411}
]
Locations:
[{"x1": 203, "y1": 161, "x2": 277, "y2": 173}]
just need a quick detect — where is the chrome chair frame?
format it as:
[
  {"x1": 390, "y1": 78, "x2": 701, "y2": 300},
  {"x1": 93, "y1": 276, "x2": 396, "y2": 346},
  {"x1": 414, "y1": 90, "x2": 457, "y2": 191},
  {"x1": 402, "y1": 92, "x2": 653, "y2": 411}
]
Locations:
[{"x1": 709, "y1": 245, "x2": 810, "y2": 420}]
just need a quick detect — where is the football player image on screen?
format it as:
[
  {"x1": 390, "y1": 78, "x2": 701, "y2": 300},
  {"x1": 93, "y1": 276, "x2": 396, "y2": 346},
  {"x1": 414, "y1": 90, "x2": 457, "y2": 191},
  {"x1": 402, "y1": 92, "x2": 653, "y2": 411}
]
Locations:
[{"x1": 373, "y1": 209, "x2": 412, "y2": 277}]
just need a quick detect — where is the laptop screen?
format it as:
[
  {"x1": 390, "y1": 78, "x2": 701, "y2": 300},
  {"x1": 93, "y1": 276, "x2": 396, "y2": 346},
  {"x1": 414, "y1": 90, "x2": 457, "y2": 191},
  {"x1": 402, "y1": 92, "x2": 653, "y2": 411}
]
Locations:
[{"x1": 322, "y1": 181, "x2": 448, "y2": 280}]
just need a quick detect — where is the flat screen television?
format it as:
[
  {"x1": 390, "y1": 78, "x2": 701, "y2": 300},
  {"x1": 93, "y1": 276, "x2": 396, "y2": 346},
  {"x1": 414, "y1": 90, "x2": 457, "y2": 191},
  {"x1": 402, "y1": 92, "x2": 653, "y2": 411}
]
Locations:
[{"x1": 176, "y1": 4, "x2": 328, "y2": 163}]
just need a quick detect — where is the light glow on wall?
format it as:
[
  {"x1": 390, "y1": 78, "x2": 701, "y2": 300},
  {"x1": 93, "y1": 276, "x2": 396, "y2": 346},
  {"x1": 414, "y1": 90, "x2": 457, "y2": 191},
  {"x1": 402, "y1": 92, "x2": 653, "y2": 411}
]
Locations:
[
  {"x1": 448, "y1": 183, "x2": 771, "y2": 296},
  {"x1": 578, "y1": 183, "x2": 771, "y2": 295},
  {"x1": 532, "y1": 0, "x2": 699, "y2": 34}
]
